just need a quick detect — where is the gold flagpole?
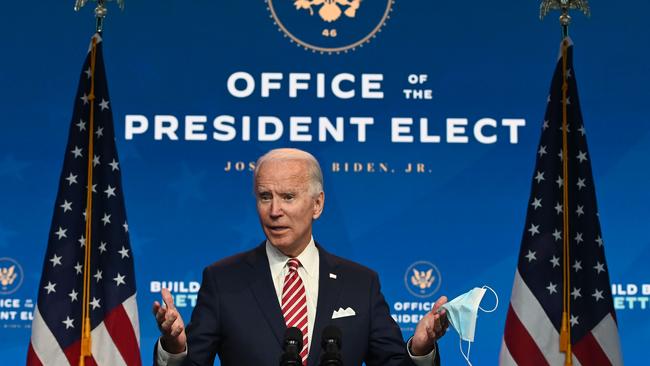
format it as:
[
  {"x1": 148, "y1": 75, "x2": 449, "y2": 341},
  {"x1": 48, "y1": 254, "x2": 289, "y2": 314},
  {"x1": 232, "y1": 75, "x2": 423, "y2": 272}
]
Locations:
[
  {"x1": 79, "y1": 36, "x2": 98, "y2": 366},
  {"x1": 71, "y1": 1, "x2": 124, "y2": 364},
  {"x1": 539, "y1": 1, "x2": 591, "y2": 365},
  {"x1": 559, "y1": 38, "x2": 572, "y2": 366}
]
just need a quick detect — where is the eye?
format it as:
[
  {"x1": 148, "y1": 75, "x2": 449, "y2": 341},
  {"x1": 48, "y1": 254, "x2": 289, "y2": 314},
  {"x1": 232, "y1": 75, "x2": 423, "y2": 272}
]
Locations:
[
  {"x1": 282, "y1": 193, "x2": 295, "y2": 201},
  {"x1": 258, "y1": 192, "x2": 272, "y2": 201}
]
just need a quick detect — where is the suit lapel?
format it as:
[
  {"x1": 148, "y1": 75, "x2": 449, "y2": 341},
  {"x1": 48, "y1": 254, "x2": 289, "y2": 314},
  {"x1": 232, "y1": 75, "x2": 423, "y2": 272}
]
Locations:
[
  {"x1": 246, "y1": 243, "x2": 286, "y2": 347},
  {"x1": 308, "y1": 245, "x2": 343, "y2": 366}
]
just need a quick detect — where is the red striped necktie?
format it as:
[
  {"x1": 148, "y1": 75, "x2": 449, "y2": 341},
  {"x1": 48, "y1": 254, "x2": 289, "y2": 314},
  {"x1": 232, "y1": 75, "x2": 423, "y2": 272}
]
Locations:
[{"x1": 281, "y1": 258, "x2": 309, "y2": 365}]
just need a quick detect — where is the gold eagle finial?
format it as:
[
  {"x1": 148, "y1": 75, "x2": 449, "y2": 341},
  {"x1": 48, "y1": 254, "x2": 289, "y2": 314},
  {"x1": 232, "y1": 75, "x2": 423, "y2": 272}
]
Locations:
[
  {"x1": 74, "y1": 0, "x2": 125, "y2": 32},
  {"x1": 540, "y1": 0, "x2": 590, "y2": 21}
]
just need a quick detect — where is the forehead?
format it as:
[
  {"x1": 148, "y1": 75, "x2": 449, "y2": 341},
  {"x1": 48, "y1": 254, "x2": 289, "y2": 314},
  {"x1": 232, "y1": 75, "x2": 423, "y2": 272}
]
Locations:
[{"x1": 255, "y1": 159, "x2": 310, "y2": 191}]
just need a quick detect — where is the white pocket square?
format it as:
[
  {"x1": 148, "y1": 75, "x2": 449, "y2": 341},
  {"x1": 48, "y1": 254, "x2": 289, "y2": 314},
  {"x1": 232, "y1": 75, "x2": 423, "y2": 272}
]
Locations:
[{"x1": 331, "y1": 307, "x2": 356, "y2": 319}]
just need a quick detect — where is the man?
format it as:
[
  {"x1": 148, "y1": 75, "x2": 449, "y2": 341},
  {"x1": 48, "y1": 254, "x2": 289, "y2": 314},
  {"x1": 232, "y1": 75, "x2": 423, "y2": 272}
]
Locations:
[{"x1": 153, "y1": 148, "x2": 449, "y2": 366}]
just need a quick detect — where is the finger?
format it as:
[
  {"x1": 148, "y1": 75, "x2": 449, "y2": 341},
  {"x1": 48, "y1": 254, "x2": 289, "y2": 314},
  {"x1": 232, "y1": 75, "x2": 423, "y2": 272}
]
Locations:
[
  {"x1": 155, "y1": 306, "x2": 168, "y2": 325},
  {"x1": 161, "y1": 288, "x2": 175, "y2": 310},
  {"x1": 161, "y1": 311, "x2": 178, "y2": 331},
  {"x1": 426, "y1": 323, "x2": 437, "y2": 339},
  {"x1": 170, "y1": 323, "x2": 179, "y2": 337},
  {"x1": 160, "y1": 311, "x2": 178, "y2": 330},
  {"x1": 432, "y1": 296, "x2": 448, "y2": 313},
  {"x1": 170, "y1": 322, "x2": 185, "y2": 337},
  {"x1": 433, "y1": 315, "x2": 441, "y2": 330},
  {"x1": 436, "y1": 331, "x2": 445, "y2": 341},
  {"x1": 427, "y1": 313, "x2": 437, "y2": 330},
  {"x1": 431, "y1": 311, "x2": 440, "y2": 323},
  {"x1": 152, "y1": 301, "x2": 161, "y2": 315},
  {"x1": 440, "y1": 312, "x2": 449, "y2": 329}
]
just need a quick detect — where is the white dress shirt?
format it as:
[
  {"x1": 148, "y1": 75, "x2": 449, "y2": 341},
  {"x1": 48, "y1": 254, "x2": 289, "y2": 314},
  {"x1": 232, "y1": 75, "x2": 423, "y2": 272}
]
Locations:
[{"x1": 157, "y1": 237, "x2": 435, "y2": 366}]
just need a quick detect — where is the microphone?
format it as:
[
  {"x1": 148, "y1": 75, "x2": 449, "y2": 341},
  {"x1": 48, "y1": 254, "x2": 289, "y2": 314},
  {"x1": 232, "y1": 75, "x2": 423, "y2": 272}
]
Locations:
[
  {"x1": 280, "y1": 327, "x2": 303, "y2": 366},
  {"x1": 319, "y1": 325, "x2": 342, "y2": 366}
]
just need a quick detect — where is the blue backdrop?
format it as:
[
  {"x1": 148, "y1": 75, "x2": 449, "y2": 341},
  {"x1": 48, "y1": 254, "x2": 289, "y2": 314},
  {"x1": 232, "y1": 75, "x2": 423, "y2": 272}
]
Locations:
[{"x1": 1, "y1": 1, "x2": 649, "y2": 364}]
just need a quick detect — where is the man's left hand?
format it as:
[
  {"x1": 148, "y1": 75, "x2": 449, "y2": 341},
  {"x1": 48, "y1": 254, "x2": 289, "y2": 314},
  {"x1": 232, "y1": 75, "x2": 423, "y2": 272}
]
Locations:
[{"x1": 411, "y1": 296, "x2": 449, "y2": 356}]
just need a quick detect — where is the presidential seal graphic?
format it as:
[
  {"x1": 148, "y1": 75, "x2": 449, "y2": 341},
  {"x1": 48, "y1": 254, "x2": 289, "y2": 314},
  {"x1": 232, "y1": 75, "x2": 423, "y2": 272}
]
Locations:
[
  {"x1": 0, "y1": 257, "x2": 24, "y2": 295},
  {"x1": 404, "y1": 261, "x2": 441, "y2": 298},
  {"x1": 266, "y1": 0, "x2": 394, "y2": 54}
]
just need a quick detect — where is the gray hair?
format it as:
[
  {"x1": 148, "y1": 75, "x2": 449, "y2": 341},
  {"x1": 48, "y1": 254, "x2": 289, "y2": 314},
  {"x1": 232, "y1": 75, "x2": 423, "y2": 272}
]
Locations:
[{"x1": 254, "y1": 148, "x2": 324, "y2": 196}]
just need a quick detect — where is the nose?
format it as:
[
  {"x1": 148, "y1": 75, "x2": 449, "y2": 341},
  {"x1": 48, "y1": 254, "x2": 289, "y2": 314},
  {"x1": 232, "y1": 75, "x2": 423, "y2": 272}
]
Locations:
[{"x1": 269, "y1": 197, "x2": 284, "y2": 218}]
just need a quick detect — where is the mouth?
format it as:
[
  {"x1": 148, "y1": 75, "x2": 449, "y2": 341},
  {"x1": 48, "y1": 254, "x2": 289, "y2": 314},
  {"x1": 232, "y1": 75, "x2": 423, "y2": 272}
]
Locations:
[{"x1": 268, "y1": 226, "x2": 290, "y2": 234}]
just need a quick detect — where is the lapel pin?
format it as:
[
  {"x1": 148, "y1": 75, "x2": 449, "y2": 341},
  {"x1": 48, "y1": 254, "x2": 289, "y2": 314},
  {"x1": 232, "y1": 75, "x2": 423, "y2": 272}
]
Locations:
[{"x1": 329, "y1": 273, "x2": 337, "y2": 279}]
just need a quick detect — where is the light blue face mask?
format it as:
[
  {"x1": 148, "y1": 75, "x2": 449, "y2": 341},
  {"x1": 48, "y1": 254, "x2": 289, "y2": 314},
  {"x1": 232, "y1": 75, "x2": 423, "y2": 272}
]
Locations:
[{"x1": 441, "y1": 285, "x2": 498, "y2": 366}]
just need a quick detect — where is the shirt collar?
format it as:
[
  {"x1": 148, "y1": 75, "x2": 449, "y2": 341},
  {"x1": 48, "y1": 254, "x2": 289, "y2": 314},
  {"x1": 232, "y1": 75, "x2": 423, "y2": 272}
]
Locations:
[{"x1": 265, "y1": 237, "x2": 318, "y2": 277}]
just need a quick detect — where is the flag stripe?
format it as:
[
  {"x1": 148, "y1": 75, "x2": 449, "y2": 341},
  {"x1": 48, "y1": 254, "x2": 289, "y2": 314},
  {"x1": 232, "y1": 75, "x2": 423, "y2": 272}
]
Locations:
[
  {"x1": 510, "y1": 271, "x2": 565, "y2": 365},
  {"x1": 30, "y1": 306, "x2": 69, "y2": 366},
  {"x1": 503, "y1": 305, "x2": 549, "y2": 366},
  {"x1": 122, "y1": 294, "x2": 141, "y2": 347},
  {"x1": 573, "y1": 331, "x2": 612, "y2": 366},
  {"x1": 590, "y1": 313, "x2": 623, "y2": 365},
  {"x1": 103, "y1": 303, "x2": 142, "y2": 366},
  {"x1": 508, "y1": 271, "x2": 583, "y2": 366},
  {"x1": 62, "y1": 340, "x2": 80, "y2": 366},
  {"x1": 26, "y1": 343, "x2": 43, "y2": 366},
  {"x1": 92, "y1": 321, "x2": 128, "y2": 366}
]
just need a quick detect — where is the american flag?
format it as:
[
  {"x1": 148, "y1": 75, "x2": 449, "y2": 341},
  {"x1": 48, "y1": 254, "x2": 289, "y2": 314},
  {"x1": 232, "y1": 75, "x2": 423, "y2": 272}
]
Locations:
[
  {"x1": 499, "y1": 39, "x2": 622, "y2": 365},
  {"x1": 27, "y1": 34, "x2": 141, "y2": 366}
]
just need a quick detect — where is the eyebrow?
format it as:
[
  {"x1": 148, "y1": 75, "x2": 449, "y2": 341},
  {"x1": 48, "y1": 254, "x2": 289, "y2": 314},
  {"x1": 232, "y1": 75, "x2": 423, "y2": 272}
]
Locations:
[{"x1": 255, "y1": 187, "x2": 303, "y2": 194}]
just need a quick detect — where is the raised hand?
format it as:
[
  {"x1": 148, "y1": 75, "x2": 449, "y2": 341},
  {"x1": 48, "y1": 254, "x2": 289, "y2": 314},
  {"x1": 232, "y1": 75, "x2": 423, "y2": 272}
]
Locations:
[
  {"x1": 410, "y1": 296, "x2": 449, "y2": 356},
  {"x1": 153, "y1": 288, "x2": 187, "y2": 354}
]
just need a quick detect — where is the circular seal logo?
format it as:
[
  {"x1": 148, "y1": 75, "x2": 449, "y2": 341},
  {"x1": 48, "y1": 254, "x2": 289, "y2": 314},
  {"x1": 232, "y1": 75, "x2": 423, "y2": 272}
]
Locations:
[
  {"x1": 266, "y1": 0, "x2": 394, "y2": 54},
  {"x1": 0, "y1": 257, "x2": 24, "y2": 295},
  {"x1": 404, "y1": 261, "x2": 441, "y2": 298}
]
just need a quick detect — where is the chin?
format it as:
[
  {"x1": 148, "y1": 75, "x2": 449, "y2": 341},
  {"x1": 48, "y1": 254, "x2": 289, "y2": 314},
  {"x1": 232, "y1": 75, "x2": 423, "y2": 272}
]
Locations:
[
  {"x1": 271, "y1": 242, "x2": 296, "y2": 256},
  {"x1": 266, "y1": 236, "x2": 292, "y2": 249},
  {"x1": 268, "y1": 237, "x2": 304, "y2": 255}
]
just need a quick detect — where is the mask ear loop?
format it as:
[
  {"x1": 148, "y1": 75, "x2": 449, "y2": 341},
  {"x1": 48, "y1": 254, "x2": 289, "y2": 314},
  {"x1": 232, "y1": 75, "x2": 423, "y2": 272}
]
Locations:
[
  {"x1": 479, "y1": 285, "x2": 499, "y2": 313},
  {"x1": 459, "y1": 337, "x2": 473, "y2": 366}
]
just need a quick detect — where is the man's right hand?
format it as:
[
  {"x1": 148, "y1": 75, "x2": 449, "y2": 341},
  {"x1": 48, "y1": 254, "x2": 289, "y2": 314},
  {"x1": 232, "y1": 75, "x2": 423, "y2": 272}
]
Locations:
[{"x1": 153, "y1": 288, "x2": 187, "y2": 354}]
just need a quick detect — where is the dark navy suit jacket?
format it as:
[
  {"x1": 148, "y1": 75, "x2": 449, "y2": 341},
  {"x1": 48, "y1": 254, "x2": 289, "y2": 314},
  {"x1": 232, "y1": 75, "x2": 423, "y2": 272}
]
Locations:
[{"x1": 155, "y1": 243, "x2": 440, "y2": 366}]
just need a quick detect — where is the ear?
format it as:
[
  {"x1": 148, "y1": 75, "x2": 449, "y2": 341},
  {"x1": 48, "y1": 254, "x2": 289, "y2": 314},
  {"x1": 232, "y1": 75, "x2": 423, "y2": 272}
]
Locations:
[{"x1": 312, "y1": 191, "x2": 325, "y2": 219}]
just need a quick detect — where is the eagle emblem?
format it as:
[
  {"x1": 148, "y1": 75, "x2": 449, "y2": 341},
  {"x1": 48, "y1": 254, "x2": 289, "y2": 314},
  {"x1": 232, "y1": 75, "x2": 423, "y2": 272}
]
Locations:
[
  {"x1": 410, "y1": 268, "x2": 435, "y2": 293},
  {"x1": 293, "y1": 0, "x2": 362, "y2": 23},
  {"x1": 0, "y1": 265, "x2": 17, "y2": 288}
]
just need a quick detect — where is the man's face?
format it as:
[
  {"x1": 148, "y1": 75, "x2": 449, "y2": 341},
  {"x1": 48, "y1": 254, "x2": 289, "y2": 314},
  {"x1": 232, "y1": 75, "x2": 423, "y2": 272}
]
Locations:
[{"x1": 255, "y1": 159, "x2": 324, "y2": 257}]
